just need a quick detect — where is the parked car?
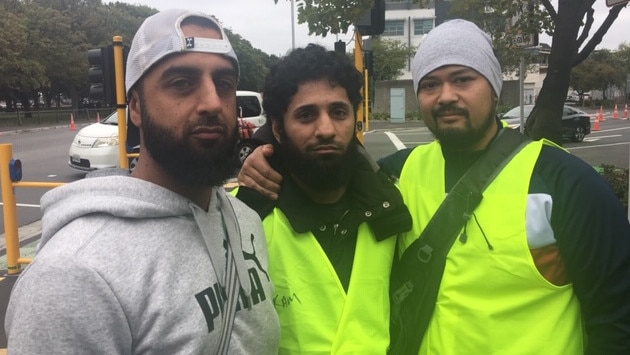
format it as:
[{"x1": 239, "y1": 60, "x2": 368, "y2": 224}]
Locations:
[
  {"x1": 68, "y1": 111, "x2": 139, "y2": 171},
  {"x1": 236, "y1": 121, "x2": 275, "y2": 166},
  {"x1": 237, "y1": 90, "x2": 266, "y2": 128},
  {"x1": 70, "y1": 110, "x2": 258, "y2": 172},
  {"x1": 501, "y1": 104, "x2": 591, "y2": 142}
]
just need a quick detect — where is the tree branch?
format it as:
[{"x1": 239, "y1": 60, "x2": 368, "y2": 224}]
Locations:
[
  {"x1": 575, "y1": 4, "x2": 624, "y2": 66},
  {"x1": 542, "y1": 0, "x2": 556, "y2": 22},
  {"x1": 576, "y1": 8, "x2": 594, "y2": 49}
]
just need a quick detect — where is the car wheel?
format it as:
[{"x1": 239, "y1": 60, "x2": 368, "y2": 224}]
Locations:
[
  {"x1": 572, "y1": 126, "x2": 586, "y2": 142},
  {"x1": 128, "y1": 157, "x2": 139, "y2": 172},
  {"x1": 237, "y1": 140, "x2": 257, "y2": 166}
]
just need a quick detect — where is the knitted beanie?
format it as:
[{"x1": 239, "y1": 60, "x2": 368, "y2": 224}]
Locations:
[{"x1": 411, "y1": 19, "x2": 502, "y2": 96}]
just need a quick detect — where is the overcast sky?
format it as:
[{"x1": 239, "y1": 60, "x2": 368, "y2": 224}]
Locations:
[{"x1": 111, "y1": 0, "x2": 629, "y2": 56}]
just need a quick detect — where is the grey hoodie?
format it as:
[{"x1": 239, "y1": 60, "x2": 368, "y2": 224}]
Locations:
[{"x1": 5, "y1": 171, "x2": 280, "y2": 354}]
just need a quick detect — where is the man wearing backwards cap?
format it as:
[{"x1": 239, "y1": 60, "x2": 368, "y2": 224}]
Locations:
[
  {"x1": 236, "y1": 19, "x2": 630, "y2": 354},
  {"x1": 390, "y1": 19, "x2": 630, "y2": 354},
  {"x1": 6, "y1": 9, "x2": 280, "y2": 354}
]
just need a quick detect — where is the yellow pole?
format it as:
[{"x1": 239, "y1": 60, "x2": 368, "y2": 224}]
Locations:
[
  {"x1": 364, "y1": 68, "x2": 369, "y2": 132},
  {"x1": 113, "y1": 36, "x2": 129, "y2": 169},
  {"x1": 1, "y1": 144, "x2": 22, "y2": 274},
  {"x1": 354, "y1": 31, "x2": 365, "y2": 144}
]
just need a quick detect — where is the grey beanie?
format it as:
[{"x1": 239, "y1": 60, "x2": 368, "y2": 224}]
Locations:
[{"x1": 411, "y1": 19, "x2": 502, "y2": 96}]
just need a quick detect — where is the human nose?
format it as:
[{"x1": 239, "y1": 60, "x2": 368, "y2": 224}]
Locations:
[
  {"x1": 315, "y1": 113, "x2": 336, "y2": 138},
  {"x1": 437, "y1": 83, "x2": 458, "y2": 105},
  {"x1": 196, "y1": 78, "x2": 222, "y2": 115}
]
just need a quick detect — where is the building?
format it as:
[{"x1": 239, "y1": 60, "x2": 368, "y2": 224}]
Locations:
[{"x1": 372, "y1": 0, "x2": 550, "y2": 117}]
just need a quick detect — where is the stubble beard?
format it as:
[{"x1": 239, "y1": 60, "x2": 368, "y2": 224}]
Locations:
[{"x1": 429, "y1": 105, "x2": 497, "y2": 151}]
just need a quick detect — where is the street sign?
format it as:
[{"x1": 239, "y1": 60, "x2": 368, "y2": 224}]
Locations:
[{"x1": 606, "y1": 0, "x2": 629, "y2": 7}]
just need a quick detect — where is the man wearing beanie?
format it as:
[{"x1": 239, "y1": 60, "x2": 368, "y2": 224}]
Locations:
[
  {"x1": 390, "y1": 19, "x2": 630, "y2": 354},
  {"x1": 237, "y1": 18, "x2": 630, "y2": 355},
  {"x1": 6, "y1": 9, "x2": 280, "y2": 354}
]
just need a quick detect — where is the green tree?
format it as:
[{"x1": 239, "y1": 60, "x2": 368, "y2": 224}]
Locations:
[
  {"x1": 275, "y1": 0, "x2": 374, "y2": 36},
  {"x1": 23, "y1": 4, "x2": 88, "y2": 109},
  {"x1": 226, "y1": 30, "x2": 270, "y2": 92},
  {"x1": 572, "y1": 49, "x2": 625, "y2": 102},
  {"x1": 371, "y1": 38, "x2": 413, "y2": 81},
  {"x1": 0, "y1": 1, "x2": 48, "y2": 112}
]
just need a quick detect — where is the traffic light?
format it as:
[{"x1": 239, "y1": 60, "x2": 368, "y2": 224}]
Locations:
[
  {"x1": 88, "y1": 48, "x2": 106, "y2": 103},
  {"x1": 334, "y1": 40, "x2": 346, "y2": 54},
  {"x1": 355, "y1": 0, "x2": 385, "y2": 36},
  {"x1": 87, "y1": 45, "x2": 128, "y2": 107},
  {"x1": 364, "y1": 50, "x2": 374, "y2": 75}
]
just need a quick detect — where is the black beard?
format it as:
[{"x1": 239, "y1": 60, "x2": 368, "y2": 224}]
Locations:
[
  {"x1": 430, "y1": 105, "x2": 497, "y2": 151},
  {"x1": 140, "y1": 100, "x2": 238, "y2": 188},
  {"x1": 279, "y1": 131, "x2": 357, "y2": 191}
]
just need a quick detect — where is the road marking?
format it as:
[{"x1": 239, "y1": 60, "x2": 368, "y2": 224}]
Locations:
[
  {"x1": 584, "y1": 135, "x2": 622, "y2": 141},
  {"x1": 385, "y1": 131, "x2": 408, "y2": 150},
  {"x1": 568, "y1": 142, "x2": 630, "y2": 150}
]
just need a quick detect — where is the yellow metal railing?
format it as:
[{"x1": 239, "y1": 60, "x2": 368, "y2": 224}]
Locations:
[{"x1": 0, "y1": 143, "x2": 65, "y2": 274}]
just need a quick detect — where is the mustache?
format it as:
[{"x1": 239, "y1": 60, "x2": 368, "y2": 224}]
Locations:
[
  {"x1": 307, "y1": 137, "x2": 343, "y2": 151},
  {"x1": 433, "y1": 105, "x2": 469, "y2": 118}
]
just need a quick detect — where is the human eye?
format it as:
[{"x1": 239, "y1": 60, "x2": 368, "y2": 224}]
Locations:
[
  {"x1": 214, "y1": 77, "x2": 238, "y2": 97},
  {"x1": 295, "y1": 108, "x2": 316, "y2": 122},
  {"x1": 419, "y1": 80, "x2": 439, "y2": 92},
  {"x1": 168, "y1": 77, "x2": 195, "y2": 92},
  {"x1": 454, "y1": 76, "x2": 475, "y2": 85},
  {"x1": 330, "y1": 106, "x2": 350, "y2": 120}
]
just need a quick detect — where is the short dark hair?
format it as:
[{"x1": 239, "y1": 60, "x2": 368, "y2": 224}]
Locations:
[{"x1": 262, "y1": 44, "x2": 363, "y2": 125}]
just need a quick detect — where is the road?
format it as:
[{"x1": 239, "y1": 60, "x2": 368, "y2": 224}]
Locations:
[
  {"x1": 365, "y1": 113, "x2": 630, "y2": 170},
  {"x1": 0, "y1": 124, "x2": 88, "y2": 235},
  {"x1": 1, "y1": 112, "x2": 629, "y2": 235}
]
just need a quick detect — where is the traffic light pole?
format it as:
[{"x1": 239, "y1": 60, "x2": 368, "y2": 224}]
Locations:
[
  {"x1": 354, "y1": 30, "x2": 366, "y2": 144},
  {"x1": 113, "y1": 36, "x2": 129, "y2": 169}
]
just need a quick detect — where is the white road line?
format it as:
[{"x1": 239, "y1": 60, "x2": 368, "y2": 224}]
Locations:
[
  {"x1": 385, "y1": 131, "x2": 408, "y2": 150},
  {"x1": 584, "y1": 135, "x2": 622, "y2": 141},
  {"x1": 568, "y1": 142, "x2": 630, "y2": 150}
]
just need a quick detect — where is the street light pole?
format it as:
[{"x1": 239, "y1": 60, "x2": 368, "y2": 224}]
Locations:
[{"x1": 291, "y1": 0, "x2": 296, "y2": 50}]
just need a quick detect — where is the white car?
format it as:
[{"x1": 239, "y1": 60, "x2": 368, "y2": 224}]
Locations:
[
  {"x1": 237, "y1": 90, "x2": 265, "y2": 128},
  {"x1": 69, "y1": 98, "x2": 262, "y2": 171},
  {"x1": 68, "y1": 111, "x2": 138, "y2": 171}
]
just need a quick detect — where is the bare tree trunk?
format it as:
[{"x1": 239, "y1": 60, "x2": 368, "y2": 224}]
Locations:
[{"x1": 525, "y1": 0, "x2": 588, "y2": 145}]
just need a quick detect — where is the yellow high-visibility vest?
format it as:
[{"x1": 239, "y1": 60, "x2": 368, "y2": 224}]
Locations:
[
  {"x1": 399, "y1": 140, "x2": 584, "y2": 354},
  {"x1": 264, "y1": 209, "x2": 395, "y2": 354}
]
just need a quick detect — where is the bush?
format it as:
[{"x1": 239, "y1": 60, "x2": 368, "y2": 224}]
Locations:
[
  {"x1": 599, "y1": 164, "x2": 629, "y2": 211},
  {"x1": 370, "y1": 111, "x2": 389, "y2": 120}
]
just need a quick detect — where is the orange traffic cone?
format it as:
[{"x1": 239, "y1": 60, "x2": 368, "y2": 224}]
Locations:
[
  {"x1": 592, "y1": 115, "x2": 600, "y2": 131},
  {"x1": 96, "y1": 111, "x2": 101, "y2": 123},
  {"x1": 70, "y1": 113, "x2": 76, "y2": 131},
  {"x1": 597, "y1": 105, "x2": 605, "y2": 121},
  {"x1": 613, "y1": 104, "x2": 619, "y2": 120},
  {"x1": 624, "y1": 104, "x2": 628, "y2": 120}
]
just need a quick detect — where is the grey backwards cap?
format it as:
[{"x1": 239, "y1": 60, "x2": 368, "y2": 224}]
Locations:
[
  {"x1": 125, "y1": 8, "x2": 239, "y2": 96},
  {"x1": 411, "y1": 19, "x2": 502, "y2": 97}
]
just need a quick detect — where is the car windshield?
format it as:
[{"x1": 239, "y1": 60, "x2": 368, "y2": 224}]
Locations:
[
  {"x1": 503, "y1": 105, "x2": 534, "y2": 119},
  {"x1": 101, "y1": 112, "x2": 119, "y2": 125}
]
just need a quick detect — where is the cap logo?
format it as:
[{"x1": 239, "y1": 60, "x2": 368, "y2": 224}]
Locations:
[
  {"x1": 182, "y1": 37, "x2": 232, "y2": 54},
  {"x1": 185, "y1": 37, "x2": 195, "y2": 49}
]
